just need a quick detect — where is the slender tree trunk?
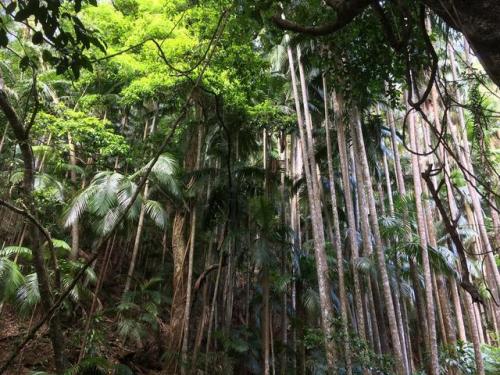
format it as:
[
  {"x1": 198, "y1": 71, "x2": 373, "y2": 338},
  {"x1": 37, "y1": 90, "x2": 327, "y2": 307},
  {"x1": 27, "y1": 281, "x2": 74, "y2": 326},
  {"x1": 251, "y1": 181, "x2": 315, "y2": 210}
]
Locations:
[
  {"x1": 382, "y1": 151, "x2": 395, "y2": 215},
  {"x1": 122, "y1": 115, "x2": 155, "y2": 297},
  {"x1": 205, "y1": 227, "x2": 225, "y2": 372},
  {"x1": 464, "y1": 293, "x2": 486, "y2": 375},
  {"x1": 261, "y1": 129, "x2": 271, "y2": 375},
  {"x1": 387, "y1": 103, "x2": 430, "y2": 369},
  {"x1": 420, "y1": 117, "x2": 458, "y2": 350},
  {"x1": 407, "y1": 104, "x2": 439, "y2": 375},
  {"x1": 351, "y1": 108, "x2": 405, "y2": 374},
  {"x1": 387, "y1": 107, "x2": 406, "y2": 195},
  {"x1": 290, "y1": 135, "x2": 305, "y2": 375},
  {"x1": 0, "y1": 124, "x2": 7, "y2": 154},
  {"x1": 67, "y1": 132, "x2": 80, "y2": 259},
  {"x1": 449, "y1": 45, "x2": 500, "y2": 312},
  {"x1": 287, "y1": 44, "x2": 336, "y2": 369},
  {"x1": 323, "y1": 78, "x2": 353, "y2": 375},
  {"x1": 280, "y1": 131, "x2": 288, "y2": 375},
  {"x1": 181, "y1": 122, "x2": 204, "y2": 375},
  {"x1": 335, "y1": 93, "x2": 365, "y2": 341},
  {"x1": 122, "y1": 182, "x2": 149, "y2": 296}
]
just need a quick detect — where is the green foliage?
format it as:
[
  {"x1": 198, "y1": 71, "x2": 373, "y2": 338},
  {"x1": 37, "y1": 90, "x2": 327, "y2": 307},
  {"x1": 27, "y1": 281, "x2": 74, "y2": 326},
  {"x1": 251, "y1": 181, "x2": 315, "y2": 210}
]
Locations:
[
  {"x1": 35, "y1": 106, "x2": 129, "y2": 160},
  {"x1": 1, "y1": 1, "x2": 498, "y2": 375},
  {"x1": 0, "y1": 242, "x2": 96, "y2": 315},
  {"x1": 0, "y1": 257, "x2": 25, "y2": 301},
  {"x1": 437, "y1": 341, "x2": 500, "y2": 375},
  {"x1": 65, "y1": 153, "x2": 178, "y2": 236},
  {"x1": 0, "y1": 1, "x2": 103, "y2": 77},
  {"x1": 30, "y1": 356, "x2": 134, "y2": 375},
  {"x1": 117, "y1": 277, "x2": 162, "y2": 346},
  {"x1": 483, "y1": 345, "x2": 500, "y2": 374}
]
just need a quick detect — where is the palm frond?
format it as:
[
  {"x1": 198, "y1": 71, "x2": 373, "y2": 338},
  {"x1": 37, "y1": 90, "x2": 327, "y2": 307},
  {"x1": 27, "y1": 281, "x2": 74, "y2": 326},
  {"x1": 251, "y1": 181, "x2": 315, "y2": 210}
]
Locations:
[
  {"x1": 64, "y1": 184, "x2": 99, "y2": 227},
  {"x1": 144, "y1": 200, "x2": 167, "y2": 229},
  {"x1": 0, "y1": 258, "x2": 25, "y2": 301},
  {"x1": 303, "y1": 287, "x2": 320, "y2": 315},
  {"x1": 428, "y1": 245, "x2": 459, "y2": 278},
  {"x1": 51, "y1": 239, "x2": 71, "y2": 252},
  {"x1": 353, "y1": 256, "x2": 376, "y2": 274},
  {"x1": 16, "y1": 273, "x2": 40, "y2": 314},
  {"x1": 0, "y1": 246, "x2": 32, "y2": 260}
]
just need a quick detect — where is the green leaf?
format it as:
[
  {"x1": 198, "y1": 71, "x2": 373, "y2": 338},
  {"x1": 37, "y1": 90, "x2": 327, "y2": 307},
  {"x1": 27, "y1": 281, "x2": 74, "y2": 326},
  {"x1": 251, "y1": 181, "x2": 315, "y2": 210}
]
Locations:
[
  {"x1": 52, "y1": 239, "x2": 71, "y2": 252},
  {"x1": 0, "y1": 258, "x2": 25, "y2": 300},
  {"x1": 0, "y1": 246, "x2": 32, "y2": 260},
  {"x1": 144, "y1": 200, "x2": 167, "y2": 229}
]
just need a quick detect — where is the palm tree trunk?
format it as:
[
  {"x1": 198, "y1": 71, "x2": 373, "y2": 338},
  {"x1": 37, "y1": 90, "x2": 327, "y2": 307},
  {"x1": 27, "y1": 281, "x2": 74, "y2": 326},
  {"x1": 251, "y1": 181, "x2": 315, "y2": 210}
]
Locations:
[
  {"x1": 347, "y1": 116, "x2": 369, "y2": 344},
  {"x1": 287, "y1": 44, "x2": 336, "y2": 369},
  {"x1": 382, "y1": 152, "x2": 395, "y2": 215},
  {"x1": 67, "y1": 132, "x2": 80, "y2": 259},
  {"x1": 296, "y1": 52, "x2": 336, "y2": 365},
  {"x1": 290, "y1": 135, "x2": 306, "y2": 375},
  {"x1": 122, "y1": 115, "x2": 155, "y2": 297},
  {"x1": 122, "y1": 182, "x2": 149, "y2": 296},
  {"x1": 387, "y1": 107, "x2": 406, "y2": 195},
  {"x1": 280, "y1": 131, "x2": 288, "y2": 375},
  {"x1": 262, "y1": 129, "x2": 271, "y2": 375},
  {"x1": 181, "y1": 122, "x2": 204, "y2": 375},
  {"x1": 323, "y1": 78, "x2": 352, "y2": 375},
  {"x1": 387, "y1": 104, "x2": 430, "y2": 368},
  {"x1": 335, "y1": 93, "x2": 366, "y2": 342},
  {"x1": 351, "y1": 108, "x2": 405, "y2": 374},
  {"x1": 407, "y1": 104, "x2": 439, "y2": 375},
  {"x1": 205, "y1": 227, "x2": 225, "y2": 372},
  {"x1": 463, "y1": 292, "x2": 486, "y2": 375}
]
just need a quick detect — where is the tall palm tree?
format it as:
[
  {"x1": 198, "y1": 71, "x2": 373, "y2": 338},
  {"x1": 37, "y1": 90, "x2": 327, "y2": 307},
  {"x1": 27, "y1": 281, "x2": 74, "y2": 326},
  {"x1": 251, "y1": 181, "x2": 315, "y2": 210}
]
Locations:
[
  {"x1": 350, "y1": 109, "x2": 405, "y2": 375},
  {"x1": 286, "y1": 42, "x2": 337, "y2": 368}
]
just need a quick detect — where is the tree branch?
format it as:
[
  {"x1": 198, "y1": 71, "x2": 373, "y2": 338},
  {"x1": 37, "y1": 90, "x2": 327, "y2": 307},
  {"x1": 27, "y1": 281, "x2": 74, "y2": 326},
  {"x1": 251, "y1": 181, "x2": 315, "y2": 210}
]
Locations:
[
  {"x1": 0, "y1": 198, "x2": 61, "y2": 291},
  {"x1": 422, "y1": 164, "x2": 485, "y2": 305},
  {"x1": 272, "y1": 0, "x2": 371, "y2": 36}
]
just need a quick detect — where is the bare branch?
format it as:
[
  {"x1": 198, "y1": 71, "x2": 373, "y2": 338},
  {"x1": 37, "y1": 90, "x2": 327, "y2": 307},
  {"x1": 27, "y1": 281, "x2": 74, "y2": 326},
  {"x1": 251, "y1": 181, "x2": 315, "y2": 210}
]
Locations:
[{"x1": 272, "y1": 0, "x2": 370, "y2": 36}]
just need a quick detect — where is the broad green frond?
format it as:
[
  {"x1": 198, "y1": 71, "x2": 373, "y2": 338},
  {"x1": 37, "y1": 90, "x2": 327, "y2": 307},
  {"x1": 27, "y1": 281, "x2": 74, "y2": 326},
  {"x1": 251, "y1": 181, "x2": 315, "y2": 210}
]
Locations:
[
  {"x1": 0, "y1": 246, "x2": 32, "y2": 260},
  {"x1": 16, "y1": 273, "x2": 41, "y2": 314},
  {"x1": 144, "y1": 199, "x2": 167, "y2": 229},
  {"x1": 0, "y1": 258, "x2": 25, "y2": 301}
]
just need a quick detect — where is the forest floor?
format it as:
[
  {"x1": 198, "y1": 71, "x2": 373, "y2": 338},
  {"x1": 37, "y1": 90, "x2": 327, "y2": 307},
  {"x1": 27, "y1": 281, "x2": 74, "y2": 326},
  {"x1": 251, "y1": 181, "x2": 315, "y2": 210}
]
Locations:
[
  {"x1": 0, "y1": 304, "x2": 165, "y2": 374},
  {"x1": 0, "y1": 305, "x2": 54, "y2": 374}
]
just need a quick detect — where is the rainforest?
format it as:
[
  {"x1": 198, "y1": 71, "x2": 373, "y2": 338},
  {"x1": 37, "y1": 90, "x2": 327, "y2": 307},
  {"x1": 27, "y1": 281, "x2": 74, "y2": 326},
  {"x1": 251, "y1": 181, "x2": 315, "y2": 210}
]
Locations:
[{"x1": 0, "y1": 1, "x2": 499, "y2": 374}]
